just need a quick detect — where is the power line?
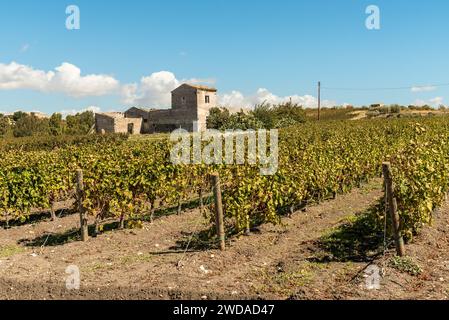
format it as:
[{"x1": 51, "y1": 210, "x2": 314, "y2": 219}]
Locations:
[{"x1": 321, "y1": 82, "x2": 449, "y2": 91}]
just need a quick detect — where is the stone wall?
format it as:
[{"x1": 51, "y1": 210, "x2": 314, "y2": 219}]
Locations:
[
  {"x1": 114, "y1": 117, "x2": 143, "y2": 134},
  {"x1": 148, "y1": 108, "x2": 196, "y2": 133},
  {"x1": 196, "y1": 90, "x2": 217, "y2": 131},
  {"x1": 95, "y1": 113, "x2": 142, "y2": 134},
  {"x1": 170, "y1": 84, "x2": 217, "y2": 132},
  {"x1": 95, "y1": 113, "x2": 116, "y2": 133},
  {"x1": 95, "y1": 84, "x2": 217, "y2": 135},
  {"x1": 125, "y1": 107, "x2": 150, "y2": 133},
  {"x1": 172, "y1": 85, "x2": 198, "y2": 111}
]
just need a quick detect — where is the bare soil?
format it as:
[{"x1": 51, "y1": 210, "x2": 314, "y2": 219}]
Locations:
[
  {"x1": 349, "y1": 110, "x2": 367, "y2": 120},
  {"x1": 1, "y1": 179, "x2": 448, "y2": 300}
]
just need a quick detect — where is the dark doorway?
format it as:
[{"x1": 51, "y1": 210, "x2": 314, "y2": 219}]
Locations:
[{"x1": 127, "y1": 123, "x2": 134, "y2": 134}]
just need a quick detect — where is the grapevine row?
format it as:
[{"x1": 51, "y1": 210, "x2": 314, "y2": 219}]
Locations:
[{"x1": 1, "y1": 117, "x2": 449, "y2": 241}]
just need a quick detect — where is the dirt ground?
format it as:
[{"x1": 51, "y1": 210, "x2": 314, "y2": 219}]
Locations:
[
  {"x1": 349, "y1": 110, "x2": 368, "y2": 120},
  {"x1": 0, "y1": 179, "x2": 448, "y2": 300},
  {"x1": 349, "y1": 110, "x2": 449, "y2": 121}
]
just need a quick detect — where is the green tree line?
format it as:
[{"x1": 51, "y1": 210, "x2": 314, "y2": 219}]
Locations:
[
  {"x1": 206, "y1": 102, "x2": 307, "y2": 130},
  {"x1": 0, "y1": 111, "x2": 95, "y2": 138}
]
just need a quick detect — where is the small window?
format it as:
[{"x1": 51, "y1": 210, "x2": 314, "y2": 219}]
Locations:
[
  {"x1": 143, "y1": 119, "x2": 148, "y2": 123},
  {"x1": 205, "y1": 95, "x2": 210, "y2": 104},
  {"x1": 181, "y1": 96, "x2": 186, "y2": 105}
]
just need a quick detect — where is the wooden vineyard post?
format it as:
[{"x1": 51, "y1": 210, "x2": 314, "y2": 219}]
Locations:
[
  {"x1": 245, "y1": 216, "x2": 251, "y2": 236},
  {"x1": 76, "y1": 169, "x2": 89, "y2": 242},
  {"x1": 50, "y1": 201, "x2": 56, "y2": 221},
  {"x1": 177, "y1": 198, "x2": 182, "y2": 215},
  {"x1": 199, "y1": 188, "x2": 204, "y2": 215},
  {"x1": 382, "y1": 162, "x2": 405, "y2": 257},
  {"x1": 4, "y1": 211, "x2": 9, "y2": 229},
  {"x1": 210, "y1": 173, "x2": 225, "y2": 251}
]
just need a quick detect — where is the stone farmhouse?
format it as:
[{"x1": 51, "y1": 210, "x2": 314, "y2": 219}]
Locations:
[{"x1": 95, "y1": 84, "x2": 217, "y2": 134}]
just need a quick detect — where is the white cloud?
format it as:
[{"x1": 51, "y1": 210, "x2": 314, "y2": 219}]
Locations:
[
  {"x1": 0, "y1": 62, "x2": 53, "y2": 91},
  {"x1": 121, "y1": 83, "x2": 139, "y2": 105},
  {"x1": 121, "y1": 71, "x2": 216, "y2": 107},
  {"x1": 219, "y1": 90, "x2": 247, "y2": 107},
  {"x1": 414, "y1": 97, "x2": 444, "y2": 107},
  {"x1": 49, "y1": 63, "x2": 119, "y2": 97},
  {"x1": 411, "y1": 85, "x2": 437, "y2": 93},
  {"x1": 121, "y1": 71, "x2": 180, "y2": 107},
  {"x1": 121, "y1": 71, "x2": 335, "y2": 109},
  {"x1": 218, "y1": 88, "x2": 335, "y2": 108},
  {"x1": 430, "y1": 97, "x2": 444, "y2": 106},
  {"x1": 0, "y1": 61, "x2": 119, "y2": 97},
  {"x1": 0, "y1": 62, "x2": 336, "y2": 110}
]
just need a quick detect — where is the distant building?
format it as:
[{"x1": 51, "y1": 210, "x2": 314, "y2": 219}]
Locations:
[
  {"x1": 124, "y1": 107, "x2": 151, "y2": 133},
  {"x1": 369, "y1": 103, "x2": 385, "y2": 109},
  {"x1": 95, "y1": 83, "x2": 217, "y2": 134},
  {"x1": 95, "y1": 112, "x2": 143, "y2": 135},
  {"x1": 28, "y1": 112, "x2": 50, "y2": 119}
]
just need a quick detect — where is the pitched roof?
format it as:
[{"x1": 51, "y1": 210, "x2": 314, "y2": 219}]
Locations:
[
  {"x1": 127, "y1": 106, "x2": 151, "y2": 112},
  {"x1": 97, "y1": 112, "x2": 124, "y2": 119},
  {"x1": 173, "y1": 83, "x2": 217, "y2": 92}
]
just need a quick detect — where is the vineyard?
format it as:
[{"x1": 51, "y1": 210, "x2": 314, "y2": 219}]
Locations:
[{"x1": 2, "y1": 116, "x2": 449, "y2": 247}]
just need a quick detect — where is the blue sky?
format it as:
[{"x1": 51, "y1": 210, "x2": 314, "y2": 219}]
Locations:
[{"x1": 0, "y1": 0, "x2": 448, "y2": 115}]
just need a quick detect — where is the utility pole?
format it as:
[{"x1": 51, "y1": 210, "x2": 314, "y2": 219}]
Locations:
[{"x1": 318, "y1": 81, "x2": 321, "y2": 121}]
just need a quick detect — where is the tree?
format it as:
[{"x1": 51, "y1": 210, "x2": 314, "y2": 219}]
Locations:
[
  {"x1": 13, "y1": 114, "x2": 49, "y2": 137},
  {"x1": 207, "y1": 102, "x2": 307, "y2": 130},
  {"x1": 252, "y1": 103, "x2": 276, "y2": 129},
  {"x1": 271, "y1": 102, "x2": 306, "y2": 128},
  {"x1": 225, "y1": 111, "x2": 264, "y2": 130},
  {"x1": 12, "y1": 111, "x2": 27, "y2": 122},
  {"x1": 251, "y1": 102, "x2": 306, "y2": 129},
  {"x1": 66, "y1": 111, "x2": 95, "y2": 135},
  {"x1": 206, "y1": 107, "x2": 264, "y2": 130},
  {"x1": 206, "y1": 107, "x2": 230, "y2": 130},
  {"x1": 49, "y1": 113, "x2": 63, "y2": 136},
  {"x1": 0, "y1": 114, "x2": 12, "y2": 136}
]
